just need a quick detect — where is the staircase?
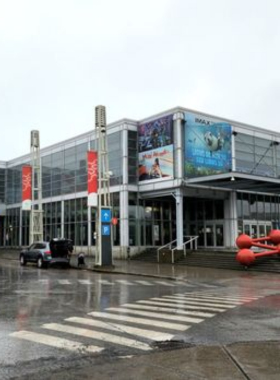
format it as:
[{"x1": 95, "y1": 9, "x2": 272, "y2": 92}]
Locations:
[
  {"x1": 132, "y1": 248, "x2": 158, "y2": 263},
  {"x1": 176, "y1": 250, "x2": 280, "y2": 273},
  {"x1": 132, "y1": 248, "x2": 280, "y2": 273}
]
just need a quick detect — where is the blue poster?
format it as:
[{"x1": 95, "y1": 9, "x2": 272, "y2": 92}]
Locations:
[
  {"x1": 184, "y1": 113, "x2": 232, "y2": 177},
  {"x1": 138, "y1": 115, "x2": 174, "y2": 181}
]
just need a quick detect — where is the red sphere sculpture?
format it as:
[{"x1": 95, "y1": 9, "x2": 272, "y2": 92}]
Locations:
[
  {"x1": 236, "y1": 234, "x2": 252, "y2": 249},
  {"x1": 236, "y1": 249, "x2": 255, "y2": 266},
  {"x1": 269, "y1": 230, "x2": 280, "y2": 245}
]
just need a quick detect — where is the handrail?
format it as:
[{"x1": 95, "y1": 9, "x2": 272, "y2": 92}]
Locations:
[
  {"x1": 157, "y1": 239, "x2": 177, "y2": 263},
  {"x1": 182, "y1": 235, "x2": 199, "y2": 257},
  {"x1": 157, "y1": 236, "x2": 199, "y2": 263}
]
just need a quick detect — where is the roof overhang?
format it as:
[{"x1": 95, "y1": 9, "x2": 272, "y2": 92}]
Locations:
[{"x1": 185, "y1": 172, "x2": 280, "y2": 194}]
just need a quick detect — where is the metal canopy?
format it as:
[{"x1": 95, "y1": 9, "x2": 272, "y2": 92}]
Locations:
[{"x1": 185, "y1": 172, "x2": 280, "y2": 194}]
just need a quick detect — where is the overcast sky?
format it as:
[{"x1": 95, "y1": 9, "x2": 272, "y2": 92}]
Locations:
[{"x1": 1, "y1": 0, "x2": 280, "y2": 160}]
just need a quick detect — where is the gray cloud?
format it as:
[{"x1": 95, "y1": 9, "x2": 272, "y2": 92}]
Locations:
[{"x1": 1, "y1": 0, "x2": 280, "y2": 159}]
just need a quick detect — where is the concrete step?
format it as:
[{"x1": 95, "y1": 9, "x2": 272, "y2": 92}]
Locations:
[
  {"x1": 132, "y1": 248, "x2": 280, "y2": 273},
  {"x1": 177, "y1": 251, "x2": 280, "y2": 273}
]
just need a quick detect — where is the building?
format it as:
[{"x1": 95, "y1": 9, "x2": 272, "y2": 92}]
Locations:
[{"x1": 1, "y1": 106, "x2": 280, "y2": 258}]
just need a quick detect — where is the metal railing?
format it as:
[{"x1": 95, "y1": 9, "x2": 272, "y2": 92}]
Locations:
[
  {"x1": 157, "y1": 239, "x2": 177, "y2": 263},
  {"x1": 182, "y1": 235, "x2": 199, "y2": 256},
  {"x1": 157, "y1": 235, "x2": 199, "y2": 264}
]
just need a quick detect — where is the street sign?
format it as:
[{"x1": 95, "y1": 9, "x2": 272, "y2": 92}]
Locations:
[
  {"x1": 102, "y1": 225, "x2": 110, "y2": 236},
  {"x1": 101, "y1": 208, "x2": 111, "y2": 223}
]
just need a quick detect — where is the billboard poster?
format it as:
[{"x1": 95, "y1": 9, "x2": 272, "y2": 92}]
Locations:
[
  {"x1": 184, "y1": 113, "x2": 232, "y2": 177},
  {"x1": 87, "y1": 150, "x2": 98, "y2": 207},
  {"x1": 22, "y1": 165, "x2": 32, "y2": 211},
  {"x1": 138, "y1": 115, "x2": 173, "y2": 181}
]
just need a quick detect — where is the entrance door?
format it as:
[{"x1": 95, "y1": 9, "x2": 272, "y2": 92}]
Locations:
[
  {"x1": 190, "y1": 222, "x2": 225, "y2": 248},
  {"x1": 243, "y1": 221, "x2": 272, "y2": 238}
]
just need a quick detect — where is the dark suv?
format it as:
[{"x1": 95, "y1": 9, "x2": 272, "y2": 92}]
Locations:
[{"x1": 19, "y1": 239, "x2": 73, "y2": 268}]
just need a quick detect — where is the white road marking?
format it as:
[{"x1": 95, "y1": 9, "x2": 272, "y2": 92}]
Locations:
[
  {"x1": 115, "y1": 280, "x2": 136, "y2": 286},
  {"x1": 78, "y1": 280, "x2": 93, "y2": 285},
  {"x1": 10, "y1": 330, "x2": 103, "y2": 353},
  {"x1": 174, "y1": 281, "x2": 193, "y2": 286},
  {"x1": 134, "y1": 280, "x2": 154, "y2": 286},
  {"x1": 97, "y1": 280, "x2": 114, "y2": 285},
  {"x1": 174, "y1": 294, "x2": 243, "y2": 305},
  {"x1": 106, "y1": 307, "x2": 204, "y2": 323},
  {"x1": 137, "y1": 300, "x2": 227, "y2": 313},
  {"x1": 42, "y1": 323, "x2": 151, "y2": 351},
  {"x1": 58, "y1": 280, "x2": 72, "y2": 285},
  {"x1": 65, "y1": 317, "x2": 174, "y2": 341},
  {"x1": 162, "y1": 296, "x2": 236, "y2": 308},
  {"x1": 88, "y1": 311, "x2": 189, "y2": 331},
  {"x1": 122, "y1": 303, "x2": 215, "y2": 318},
  {"x1": 183, "y1": 292, "x2": 259, "y2": 301}
]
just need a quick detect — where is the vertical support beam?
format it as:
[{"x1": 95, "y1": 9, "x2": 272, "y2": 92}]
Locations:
[
  {"x1": 173, "y1": 112, "x2": 185, "y2": 180},
  {"x1": 120, "y1": 187, "x2": 129, "y2": 257},
  {"x1": 224, "y1": 191, "x2": 238, "y2": 248},
  {"x1": 122, "y1": 127, "x2": 128, "y2": 186},
  {"x1": 19, "y1": 207, "x2": 22, "y2": 246},
  {"x1": 173, "y1": 112, "x2": 185, "y2": 250},
  {"x1": 231, "y1": 131, "x2": 236, "y2": 172},
  {"x1": 175, "y1": 188, "x2": 184, "y2": 249},
  {"x1": 61, "y1": 200, "x2": 64, "y2": 238}
]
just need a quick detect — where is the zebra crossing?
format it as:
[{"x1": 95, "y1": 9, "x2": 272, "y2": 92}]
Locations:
[
  {"x1": 10, "y1": 292, "x2": 262, "y2": 355},
  {"x1": 35, "y1": 278, "x2": 193, "y2": 287}
]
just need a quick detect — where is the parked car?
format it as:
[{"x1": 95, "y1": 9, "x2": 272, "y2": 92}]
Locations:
[{"x1": 19, "y1": 238, "x2": 73, "y2": 268}]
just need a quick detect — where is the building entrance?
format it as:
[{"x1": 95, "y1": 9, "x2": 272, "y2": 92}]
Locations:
[
  {"x1": 243, "y1": 221, "x2": 272, "y2": 239},
  {"x1": 186, "y1": 197, "x2": 226, "y2": 249}
]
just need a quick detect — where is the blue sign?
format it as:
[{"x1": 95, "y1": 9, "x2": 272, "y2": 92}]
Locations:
[
  {"x1": 101, "y1": 209, "x2": 111, "y2": 223},
  {"x1": 102, "y1": 225, "x2": 110, "y2": 236},
  {"x1": 184, "y1": 112, "x2": 232, "y2": 177}
]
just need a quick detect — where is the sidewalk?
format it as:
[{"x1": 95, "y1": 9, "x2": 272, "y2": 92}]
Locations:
[{"x1": 0, "y1": 248, "x2": 240, "y2": 281}]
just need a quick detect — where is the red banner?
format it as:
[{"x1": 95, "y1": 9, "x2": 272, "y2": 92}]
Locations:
[
  {"x1": 87, "y1": 150, "x2": 98, "y2": 207},
  {"x1": 22, "y1": 165, "x2": 32, "y2": 211}
]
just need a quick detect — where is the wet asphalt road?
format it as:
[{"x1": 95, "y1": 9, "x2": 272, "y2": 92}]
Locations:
[{"x1": 1, "y1": 259, "x2": 280, "y2": 379}]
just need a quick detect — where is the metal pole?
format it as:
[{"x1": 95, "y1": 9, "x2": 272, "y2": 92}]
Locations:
[
  {"x1": 30, "y1": 130, "x2": 43, "y2": 244},
  {"x1": 95, "y1": 105, "x2": 113, "y2": 267}
]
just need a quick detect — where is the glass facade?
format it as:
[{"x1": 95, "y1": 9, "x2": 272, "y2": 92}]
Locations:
[
  {"x1": 185, "y1": 199, "x2": 225, "y2": 247},
  {"x1": 128, "y1": 131, "x2": 137, "y2": 184},
  {"x1": 42, "y1": 142, "x2": 88, "y2": 198},
  {"x1": 0, "y1": 168, "x2": 5, "y2": 204},
  {"x1": 7, "y1": 165, "x2": 23, "y2": 205},
  {"x1": 90, "y1": 132, "x2": 123, "y2": 186},
  {"x1": 137, "y1": 197, "x2": 176, "y2": 247},
  {"x1": 5, "y1": 208, "x2": 20, "y2": 246},
  {"x1": 237, "y1": 193, "x2": 280, "y2": 237},
  {"x1": 2, "y1": 109, "x2": 280, "y2": 254},
  {"x1": 235, "y1": 133, "x2": 279, "y2": 178}
]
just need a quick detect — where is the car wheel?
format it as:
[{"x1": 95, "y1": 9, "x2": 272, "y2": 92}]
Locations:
[
  {"x1": 37, "y1": 256, "x2": 44, "y2": 269},
  {"x1": 20, "y1": 255, "x2": 26, "y2": 266}
]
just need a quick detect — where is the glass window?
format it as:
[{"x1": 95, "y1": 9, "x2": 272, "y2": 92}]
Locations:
[
  {"x1": 215, "y1": 200, "x2": 224, "y2": 219},
  {"x1": 205, "y1": 201, "x2": 213, "y2": 219}
]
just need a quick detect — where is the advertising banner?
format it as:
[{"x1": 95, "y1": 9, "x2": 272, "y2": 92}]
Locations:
[
  {"x1": 138, "y1": 115, "x2": 173, "y2": 181},
  {"x1": 22, "y1": 165, "x2": 32, "y2": 211},
  {"x1": 184, "y1": 113, "x2": 232, "y2": 177},
  {"x1": 87, "y1": 150, "x2": 98, "y2": 207}
]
